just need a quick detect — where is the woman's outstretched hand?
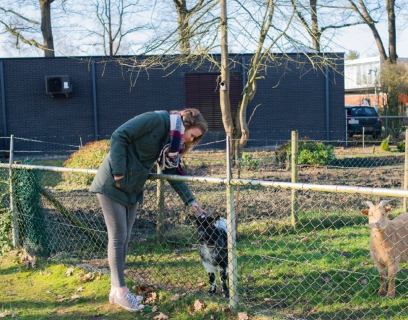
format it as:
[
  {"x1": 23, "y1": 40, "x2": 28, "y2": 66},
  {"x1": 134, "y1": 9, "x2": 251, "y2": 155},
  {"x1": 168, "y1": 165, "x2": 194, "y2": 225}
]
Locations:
[{"x1": 191, "y1": 202, "x2": 207, "y2": 216}]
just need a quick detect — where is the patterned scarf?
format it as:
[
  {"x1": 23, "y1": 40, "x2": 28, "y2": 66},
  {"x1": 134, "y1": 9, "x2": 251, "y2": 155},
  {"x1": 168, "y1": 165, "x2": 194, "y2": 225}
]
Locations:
[{"x1": 158, "y1": 113, "x2": 185, "y2": 170}]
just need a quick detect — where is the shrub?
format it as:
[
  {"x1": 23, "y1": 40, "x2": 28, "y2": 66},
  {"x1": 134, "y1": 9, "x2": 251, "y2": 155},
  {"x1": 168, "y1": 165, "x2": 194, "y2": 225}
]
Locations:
[
  {"x1": 63, "y1": 140, "x2": 110, "y2": 186},
  {"x1": 284, "y1": 139, "x2": 335, "y2": 166},
  {"x1": 298, "y1": 141, "x2": 335, "y2": 166},
  {"x1": 380, "y1": 135, "x2": 391, "y2": 151},
  {"x1": 397, "y1": 140, "x2": 405, "y2": 152},
  {"x1": 240, "y1": 153, "x2": 260, "y2": 171}
]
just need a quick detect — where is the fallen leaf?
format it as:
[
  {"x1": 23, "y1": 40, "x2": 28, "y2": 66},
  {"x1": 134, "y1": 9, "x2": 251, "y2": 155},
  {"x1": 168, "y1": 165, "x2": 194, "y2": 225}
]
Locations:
[
  {"x1": 301, "y1": 236, "x2": 310, "y2": 243},
  {"x1": 153, "y1": 312, "x2": 169, "y2": 320},
  {"x1": 145, "y1": 291, "x2": 157, "y2": 304},
  {"x1": 84, "y1": 273, "x2": 94, "y2": 281},
  {"x1": 71, "y1": 294, "x2": 81, "y2": 300},
  {"x1": 56, "y1": 295, "x2": 68, "y2": 302},
  {"x1": 197, "y1": 282, "x2": 205, "y2": 288},
  {"x1": 238, "y1": 312, "x2": 249, "y2": 320},
  {"x1": 152, "y1": 306, "x2": 158, "y2": 312},
  {"x1": 133, "y1": 285, "x2": 153, "y2": 296},
  {"x1": 0, "y1": 311, "x2": 8, "y2": 318},
  {"x1": 170, "y1": 294, "x2": 180, "y2": 301},
  {"x1": 65, "y1": 267, "x2": 74, "y2": 276},
  {"x1": 77, "y1": 287, "x2": 85, "y2": 292},
  {"x1": 96, "y1": 272, "x2": 102, "y2": 280},
  {"x1": 194, "y1": 299, "x2": 205, "y2": 312},
  {"x1": 81, "y1": 272, "x2": 95, "y2": 282}
]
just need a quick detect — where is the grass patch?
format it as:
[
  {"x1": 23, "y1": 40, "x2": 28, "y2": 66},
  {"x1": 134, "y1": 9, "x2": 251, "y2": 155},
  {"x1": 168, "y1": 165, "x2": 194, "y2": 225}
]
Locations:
[
  {"x1": 0, "y1": 250, "x2": 243, "y2": 320},
  {"x1": 2, "y1": 211, "x2": 408, "y2": 319}
]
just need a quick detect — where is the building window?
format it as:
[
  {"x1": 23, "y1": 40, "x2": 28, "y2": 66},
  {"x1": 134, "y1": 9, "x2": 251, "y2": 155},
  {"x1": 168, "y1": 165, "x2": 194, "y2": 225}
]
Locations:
[{"x1": 185, "y1": 73, "x2": 242, "y2": 130}]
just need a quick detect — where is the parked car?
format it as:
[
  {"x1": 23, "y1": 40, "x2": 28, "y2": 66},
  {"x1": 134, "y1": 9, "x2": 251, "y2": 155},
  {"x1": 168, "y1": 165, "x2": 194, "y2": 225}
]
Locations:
[{"x1": 345, "y1": 105, "x2": 382, "y2": 139}]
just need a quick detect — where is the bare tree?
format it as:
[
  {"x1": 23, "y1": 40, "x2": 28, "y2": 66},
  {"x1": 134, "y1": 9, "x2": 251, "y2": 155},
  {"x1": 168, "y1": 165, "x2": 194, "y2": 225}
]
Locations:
[
  {"x1": 219, "y1": 0, "x2": 232, "y2": 140},
  {"x1": 347, "y1": 0, "x2": 399, "y2": 63},
  {"x1": 173, "y1": 0, "x2": 210, "y2": 54},
  {"x1": 140, "y1": 0, "x2": 217, "y2": 55},
  {"x1": 0, "y1": 0, "x2": 56, "y2": 57},
  {"x1": 68, "y1": 0, "x2": 147, "y2": 56},
  {"x1": 290, "y1": 0, "x2": 365, "y2": 52},
  {"x1": 40, "y1": 0, "x2": 55, "y2": 57},
  {"x1": 386, "y1": 0, "x2": 397, "y2": 63},
  {"x1": 119, "y1": 0, "x2": 338, "y2": 158}
]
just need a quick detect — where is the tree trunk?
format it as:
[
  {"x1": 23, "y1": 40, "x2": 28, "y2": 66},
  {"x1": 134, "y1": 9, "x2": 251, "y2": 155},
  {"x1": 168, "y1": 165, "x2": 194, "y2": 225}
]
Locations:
[
  {"x1": 353, "y1": 0, "x2": 387, "y2": 62},
  {"x1": 174, "y1": 0, "x2": 191, "y2": 55},
  {"x1": 39, "y1": 0, "x2": 55, "y2": 57},
  {"x1": 108, "y1": 0, "x2": 114, "y2": 56},
  {"x1": 219, "y1": 0, "x2": 233, "y2": 144},
  {"x1": 310, "y1": 0, "x2": 320, "y2": 51},
  {"x1": 386, "y1": 0, "x2": 397, "y2": 63},
  {"x1": 233, "y1": 0, "x2": 273, "y2": 158}
]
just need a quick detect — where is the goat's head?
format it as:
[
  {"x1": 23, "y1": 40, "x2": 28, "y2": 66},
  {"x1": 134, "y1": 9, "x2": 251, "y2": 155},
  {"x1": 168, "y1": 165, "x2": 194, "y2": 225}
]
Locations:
[
  {"x1": 195, "y1": 214, "x2": 221, "y2": 245},
  {"x1": 361, "y1": 200, "x2": 393, "y2": 231}
]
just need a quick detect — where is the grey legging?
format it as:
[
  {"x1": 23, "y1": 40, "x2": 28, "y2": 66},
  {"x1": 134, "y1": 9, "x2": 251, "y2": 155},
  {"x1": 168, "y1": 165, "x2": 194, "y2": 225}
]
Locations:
[{"x1": 97, "y1": 193, "x2": 138, "y2": 288}]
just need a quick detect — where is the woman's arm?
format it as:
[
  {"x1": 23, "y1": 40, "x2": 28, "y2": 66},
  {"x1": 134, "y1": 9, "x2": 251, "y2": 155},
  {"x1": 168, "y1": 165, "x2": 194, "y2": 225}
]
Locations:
[{"x1": 163, "y1": 166, "x2": 206, "y2": 216}]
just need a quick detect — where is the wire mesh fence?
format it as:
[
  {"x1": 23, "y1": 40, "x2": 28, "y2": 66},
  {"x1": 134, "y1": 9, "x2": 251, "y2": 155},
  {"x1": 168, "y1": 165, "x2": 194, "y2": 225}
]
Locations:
[{"x1": 1, "y1": 133, "x2": 408, "y2": 319}]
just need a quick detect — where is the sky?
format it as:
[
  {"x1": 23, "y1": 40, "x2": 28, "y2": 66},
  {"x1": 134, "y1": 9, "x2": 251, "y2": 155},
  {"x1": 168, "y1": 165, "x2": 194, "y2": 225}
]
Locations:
[
  {"x1": 328, "y1": 22, "x2": 408, "y2": 59},
  {"x1": 0, "y1": 12, "x2": 407, "y2": 59}
]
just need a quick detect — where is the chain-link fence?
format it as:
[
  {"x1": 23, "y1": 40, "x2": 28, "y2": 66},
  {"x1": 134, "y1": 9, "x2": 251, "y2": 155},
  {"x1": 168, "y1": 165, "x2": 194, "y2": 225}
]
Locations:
[{"x1": 1, "y1": 133, "x2": 408, "y2": 319}]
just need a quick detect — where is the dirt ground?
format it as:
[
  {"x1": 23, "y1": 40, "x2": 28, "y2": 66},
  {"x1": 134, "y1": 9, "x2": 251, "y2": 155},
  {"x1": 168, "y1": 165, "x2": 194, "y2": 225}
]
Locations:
[{"x1": 183, "y1": 146, "x2": 405, "y2": 190}]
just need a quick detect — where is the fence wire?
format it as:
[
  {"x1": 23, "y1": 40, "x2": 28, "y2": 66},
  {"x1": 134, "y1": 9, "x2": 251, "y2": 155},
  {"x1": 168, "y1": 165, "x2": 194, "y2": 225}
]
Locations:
[{"x1": 1, "y1": 135, "x2": 408, "y2": 319}]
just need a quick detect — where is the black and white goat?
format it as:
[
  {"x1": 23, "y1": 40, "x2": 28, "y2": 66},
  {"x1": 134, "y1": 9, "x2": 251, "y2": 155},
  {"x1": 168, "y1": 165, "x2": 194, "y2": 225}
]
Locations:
[{"x1": 195, "y1": 214, "x2": 229, "y2": 298}]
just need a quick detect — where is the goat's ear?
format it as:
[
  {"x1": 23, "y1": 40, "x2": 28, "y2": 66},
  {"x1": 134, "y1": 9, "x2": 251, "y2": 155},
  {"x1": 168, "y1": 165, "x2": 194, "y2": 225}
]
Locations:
[
  {"x1": 385, "y1": 205, "x2": 393, "y2": 212},
  {"x1": 186, "y1": 214, "x2": 198, "y2": 224},
  {"x1": 207, "y1": 208, "x2": 215, "y2": 216},
  {"x1": 361, "y1": 209, "x2": 369, "y2": 216}
]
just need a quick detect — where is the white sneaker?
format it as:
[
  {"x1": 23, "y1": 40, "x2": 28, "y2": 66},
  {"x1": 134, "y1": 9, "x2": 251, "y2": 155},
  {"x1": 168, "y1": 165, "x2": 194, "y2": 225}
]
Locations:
[{"x1": 111, "y1": 292, "x2": 145, "y2": 312}]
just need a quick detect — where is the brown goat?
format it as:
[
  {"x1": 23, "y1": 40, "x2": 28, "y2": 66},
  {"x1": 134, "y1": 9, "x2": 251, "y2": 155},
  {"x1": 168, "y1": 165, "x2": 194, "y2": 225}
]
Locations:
[{"x1": 361, "y1": 200, "x2": 408, "y2": 298}]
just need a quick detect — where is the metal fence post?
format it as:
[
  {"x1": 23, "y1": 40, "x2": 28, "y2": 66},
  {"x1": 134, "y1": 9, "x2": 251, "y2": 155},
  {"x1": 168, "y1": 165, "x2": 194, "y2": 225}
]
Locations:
[
  {"x1": 291, "y1": 131, "x2": 298, "y2": 227},
  {"x1": 156, "y1": 164, "x2": 164, "y2": 243},
  {"x1": 9, "y1": 134, "x2": 19, "y2": 248},
  {"x1": 345, "y1": 109, "x2": 348, "y2": 147},
  {"x1": 226, "y1": 136, "x2": 238, "y2": 310},
  {"x1": 404, "y1": 129, "x2": 408, "y2": 212}
]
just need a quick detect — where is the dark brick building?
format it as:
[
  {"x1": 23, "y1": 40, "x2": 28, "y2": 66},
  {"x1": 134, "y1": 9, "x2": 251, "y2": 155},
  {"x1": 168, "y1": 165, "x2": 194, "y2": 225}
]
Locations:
[{"x1": 0, "y1": 53, "x2": 344, "y2": 155}]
